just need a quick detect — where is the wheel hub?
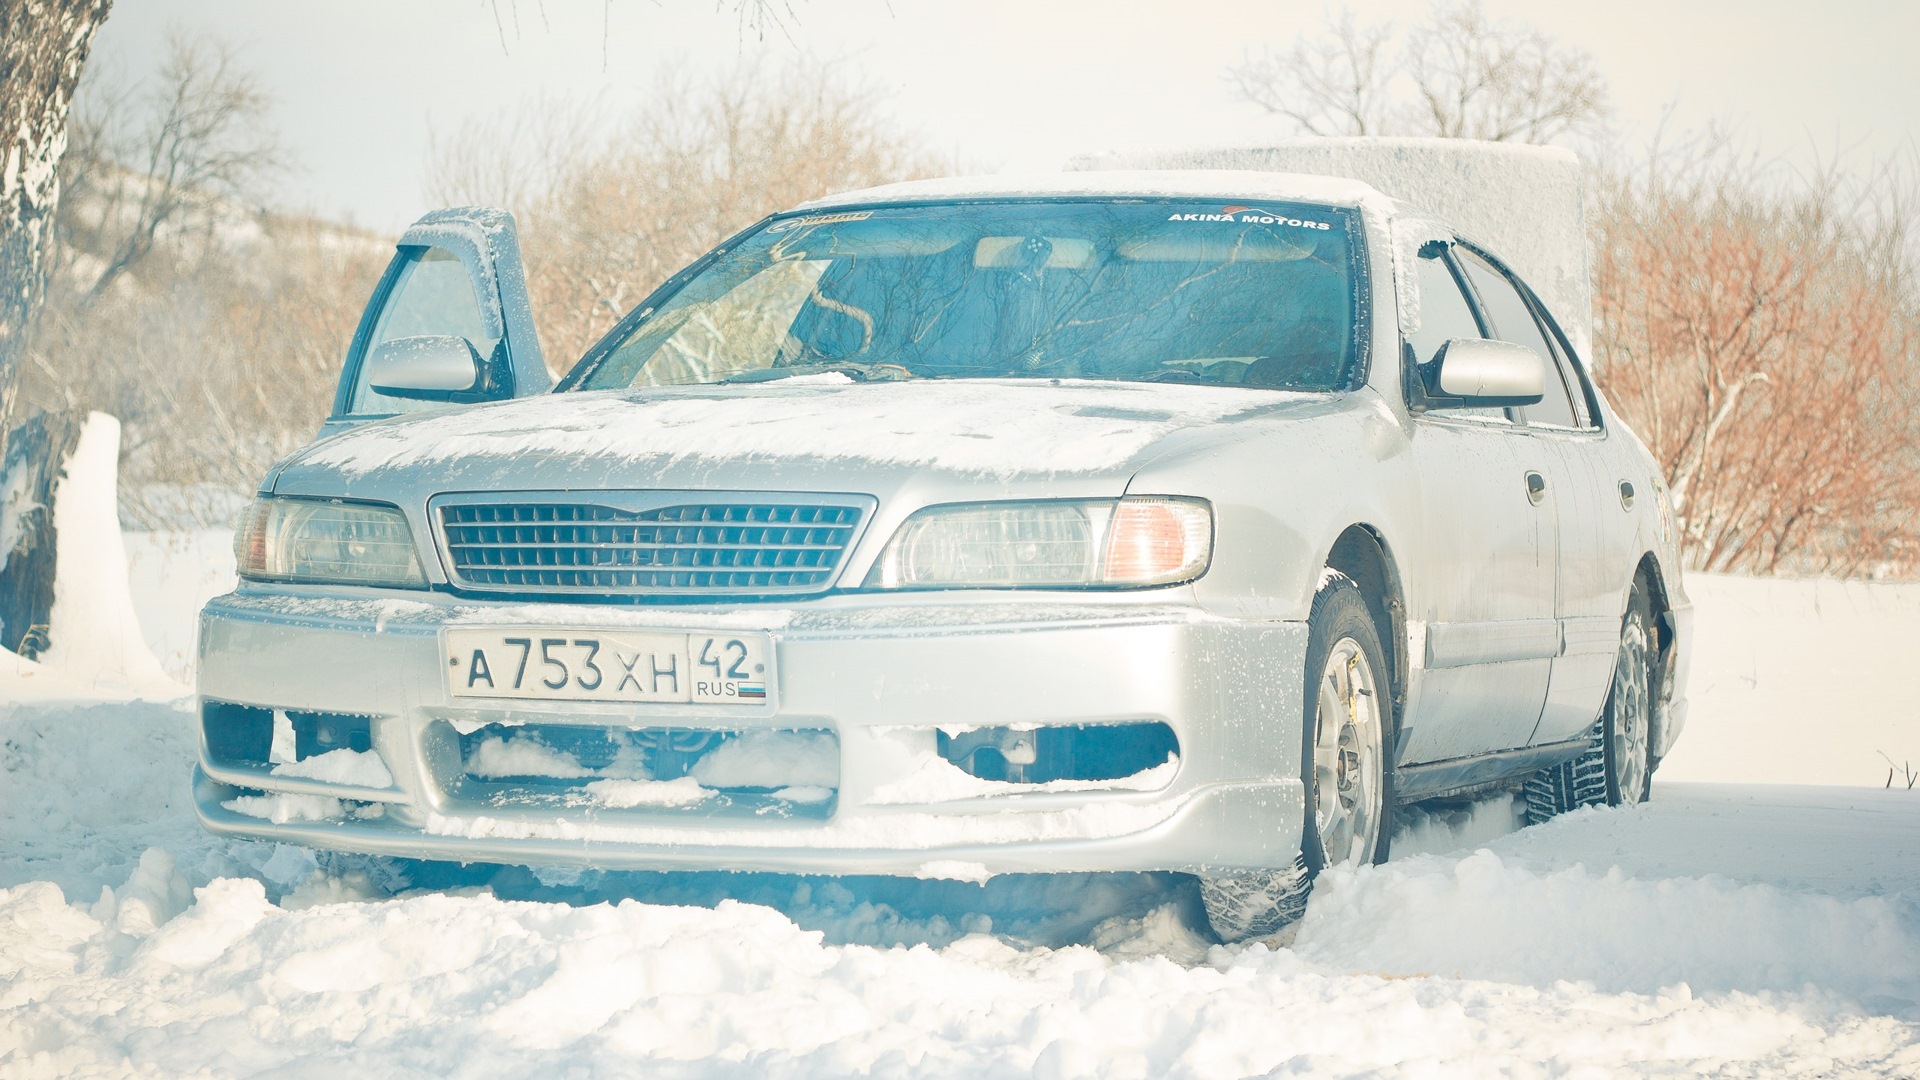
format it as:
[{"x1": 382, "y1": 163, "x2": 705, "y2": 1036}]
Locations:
[
  {"x1": 1314, "y1": 638, "x2": 1382, "y2": 867},
  {"x1": 1612, "y1": 619, "x2": 1651, "y2": 802}
]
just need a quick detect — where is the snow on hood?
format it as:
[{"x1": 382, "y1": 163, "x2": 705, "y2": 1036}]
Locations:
[{"x1": 292, "y1": 380, "x2": 1310, "y2": 480}]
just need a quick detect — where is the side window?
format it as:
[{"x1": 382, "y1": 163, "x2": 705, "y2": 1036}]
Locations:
[
  {"x1": 1407, "y1": 247, "x2": 1507, "y2": 421},
  {"x1": 1453, "y1": 247, "x2": 1580, "y2": 429},
  {"x1": 348, "y1": 247, "x2": 497, "y2": 416},
  {"x1": 1518, "y1": 281, "x2": 1600, "y2": 429}
]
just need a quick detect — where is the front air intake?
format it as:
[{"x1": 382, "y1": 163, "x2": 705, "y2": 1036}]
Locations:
[{"x1": 432, "y1": 492, "x2": 874, "y2": 598}]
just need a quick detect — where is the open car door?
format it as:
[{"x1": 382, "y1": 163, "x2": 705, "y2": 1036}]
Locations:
[{"x1": 320, "y1": 207, "x2": 551, "y2": 437}]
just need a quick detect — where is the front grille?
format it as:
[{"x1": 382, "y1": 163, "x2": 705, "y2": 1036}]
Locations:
[{"x1": 434, "y1": 494, "x2": 870, "y2": 597}]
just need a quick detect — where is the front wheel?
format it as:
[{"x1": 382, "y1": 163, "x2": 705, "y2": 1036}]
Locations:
[
  {"x1": 1201, "y1": 576, "x2": 1393, "y2": 941},
  {"x1": 1525, "y1": 586, "x2": 1655, "y2": 823}
]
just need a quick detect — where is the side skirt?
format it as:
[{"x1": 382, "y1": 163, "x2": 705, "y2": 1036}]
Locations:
[{"x1": 1394, "y1": 738, "x2": 1592, "y2": 804}]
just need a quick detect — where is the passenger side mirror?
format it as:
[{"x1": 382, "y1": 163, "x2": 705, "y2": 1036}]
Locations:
[
  {"x1": 366, "y1": 335, "x2": 487, "y2": 401},
  {"x1": 1431, "y1": 338, "x2": 1545, "y2": 407}
]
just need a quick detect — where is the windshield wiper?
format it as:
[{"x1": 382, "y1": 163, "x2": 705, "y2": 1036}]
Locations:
[{"x1": 720, "y1": 361, "x2": 915, "y2": 385}]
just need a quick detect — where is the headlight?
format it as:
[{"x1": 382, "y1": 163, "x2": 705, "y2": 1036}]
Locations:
[
  {"x1": 235, "y1": 497, "x2": 427, "y2": 588},
  {"x1": 867, "y1": 497, "x2": 1212, "y2": 589}
]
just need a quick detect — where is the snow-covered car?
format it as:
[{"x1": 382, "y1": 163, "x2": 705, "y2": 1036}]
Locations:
[{"x1": 194, "y1": 170, "x2": 1691, "y2": 940}]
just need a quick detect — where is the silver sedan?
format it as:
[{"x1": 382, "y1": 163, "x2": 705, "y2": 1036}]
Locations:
[{"x1": 194, "y1": 171, "x2": 1690, "y2": 940}]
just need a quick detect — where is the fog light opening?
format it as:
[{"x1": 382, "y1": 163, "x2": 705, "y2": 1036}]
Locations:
[{"x1": 937, "y1": 722, "x2": 1178, "y2": 784}]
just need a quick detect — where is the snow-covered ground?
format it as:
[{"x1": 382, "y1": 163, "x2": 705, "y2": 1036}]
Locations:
[{"x1": 5, "y1": 527, "x2": 1920, "y2": 1076}]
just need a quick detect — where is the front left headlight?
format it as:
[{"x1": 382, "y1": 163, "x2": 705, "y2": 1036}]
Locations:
[
  {"x1": 235, "y1": 496, "x2": 427, "y2": 588},
  {"x1": 867, "y1": 497, "x2": 1213, "y2": 590}
]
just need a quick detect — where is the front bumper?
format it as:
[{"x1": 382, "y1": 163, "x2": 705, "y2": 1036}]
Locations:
[{"x1": 194, "y1": 589, "x2": 1310, "y2": 878}]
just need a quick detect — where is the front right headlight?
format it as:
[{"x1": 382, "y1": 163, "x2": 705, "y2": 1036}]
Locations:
[
  {"x1": 235, "y1": 496, "x2": 427, "y2": 588},
  {"x1": 866, "y1": 497, "x2": 1213, "y2": 590}
]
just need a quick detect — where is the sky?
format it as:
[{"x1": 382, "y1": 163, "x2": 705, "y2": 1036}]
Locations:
[{"x1": 85, "y1": 0, "x2": 1920, "y2": 234}]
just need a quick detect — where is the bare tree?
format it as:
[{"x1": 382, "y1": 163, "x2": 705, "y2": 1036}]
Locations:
[
  {"x1": 18, "y1": 30, "x2": 377, "y2": 527},
  {"x1": 56, "y1": 32, "x2": 284, "y2": 306},
  {"x1": 0, "y1": 0, "x2": 113, "y2": 447},
  {"x1": 1404, "y1": 1, "x2": 1610, "y2": 143},
  {"x1": 1227, "y1": 11, "x2": 1398, "y2": 137},
  {"x1": 1227, "y1": 0, "x2": 1610, "y2": 145},
  {"x1": 430, "y1": 60, "x2": 946, "y2": 369}
]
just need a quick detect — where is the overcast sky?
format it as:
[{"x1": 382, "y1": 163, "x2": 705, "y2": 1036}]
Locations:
[{"x1": 87, "y1": 0, "x2": 1920, "y2": 234}]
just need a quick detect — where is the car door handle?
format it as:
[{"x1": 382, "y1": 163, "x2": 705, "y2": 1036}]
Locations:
[{"x1": 1524, "y1": 471, "x2": 1547, "y2": 505}]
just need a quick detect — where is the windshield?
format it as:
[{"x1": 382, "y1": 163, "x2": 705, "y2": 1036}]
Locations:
[{"x1": 573, "y1": 199, "x2": 1365, "y2": 392}]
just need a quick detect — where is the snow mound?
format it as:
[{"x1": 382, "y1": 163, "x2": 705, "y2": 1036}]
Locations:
[
  {"x1": 1295, "y1": 848, "x2": 1920, "y2": 1002},
  {"x1": 33, "y1": 413, "x2": 178, "y2": 699}
]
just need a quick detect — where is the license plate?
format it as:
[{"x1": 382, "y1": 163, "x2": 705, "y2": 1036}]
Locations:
[{"x1": 445, "y1": 628, "x2": 773, "y2": 705}]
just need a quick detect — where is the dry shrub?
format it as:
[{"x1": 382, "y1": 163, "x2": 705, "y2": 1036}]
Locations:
[
  {"x1": 15, "y1": 30, "x2": 382, "y2": 528},
  {"x1": 1593, "y1": 142, "x2": 1920, "y2": 576},
  {"x1": 24, "y1": 211, "x2": 388, "y2": 527},
  {"x1": 429, "y1": 61, "x2": 948, "y2": 370}
]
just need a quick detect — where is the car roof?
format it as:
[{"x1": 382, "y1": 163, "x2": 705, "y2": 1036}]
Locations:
[{"x1": 794, "y1": 169, "x2": 1397, "y2": 215}]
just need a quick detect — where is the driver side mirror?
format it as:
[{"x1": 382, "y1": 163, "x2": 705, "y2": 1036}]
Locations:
[
  {"x1": 1430, "y1": 338, "x2": 1545, "y2": 407},
  {"x1": 366, "y1": 335, "x2": 488, "y2": 401}
]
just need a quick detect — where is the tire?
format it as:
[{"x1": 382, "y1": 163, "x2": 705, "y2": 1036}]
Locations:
[
  {"x1": 1525, "y1": 585, "x2": 1655, "y2": 824},
  {"x1": 1201, "y1": 574, "x2": 1394, "y2": 941}
]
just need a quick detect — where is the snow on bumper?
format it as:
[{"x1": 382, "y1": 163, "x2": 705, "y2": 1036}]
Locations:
[{"x1": 193, "y1": 590, "x2": 1310, "y2": 878}]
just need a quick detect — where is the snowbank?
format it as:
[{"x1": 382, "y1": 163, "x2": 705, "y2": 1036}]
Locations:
[
  {"x1": 6, "y1": 414, "x2": 179, "y2": 701},
  {"x1": 4, "y1": 791, "x2": 1918, "y2": 1076},
  {"x1": 1661, "y1": 573, "x2": 1920, "y2": 787}
]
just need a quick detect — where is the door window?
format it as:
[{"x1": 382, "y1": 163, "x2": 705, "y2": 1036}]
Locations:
[
  {"x1": 348, "y1": 247, "x2": 497, "y2": 416},
  {"x1": 1453, "y1": 248, "x2": 1580, "y2": 429}
]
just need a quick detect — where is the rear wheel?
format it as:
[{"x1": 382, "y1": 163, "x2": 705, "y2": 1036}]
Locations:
[
  {"x1": 1525, "y1": 586, "x2": 1654, "y2": 823},
  {"x1": 1201, "y1": 576, "x2": 1393, "y2": 941}
]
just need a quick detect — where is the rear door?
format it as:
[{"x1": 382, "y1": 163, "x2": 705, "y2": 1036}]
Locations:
[
  {"x1": 321, "y1": 207, "x2": 551, "y2": 438},
  {"x1": 1456, "y1": 249, "x2": 1625, "y2": 746}
]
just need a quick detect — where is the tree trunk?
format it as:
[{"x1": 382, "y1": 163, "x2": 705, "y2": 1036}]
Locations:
[
  {"x1": 0, "y1": 0, "x2": 113, "y2": 450},
  {"x1": 0, "y1": 406, "x2": 83, "y2": 656}
]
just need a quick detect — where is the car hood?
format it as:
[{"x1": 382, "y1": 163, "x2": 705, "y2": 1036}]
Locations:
[{"x1": 274, "y1": 379, "x2": 1337, "y2": 500}]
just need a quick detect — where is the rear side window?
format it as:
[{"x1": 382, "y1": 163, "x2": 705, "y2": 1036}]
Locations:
[{"x1": 1454, "y1": 248, "x2": 1580, "y2": 429}]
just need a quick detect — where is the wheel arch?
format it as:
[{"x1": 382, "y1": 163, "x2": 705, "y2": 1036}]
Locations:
[
  {"x1": 1631, "y1": 551, "x2": 1679, "y2": 762},
  {"x1": 1322, "y1": 524, "x2": 1408, "y2": 748}
]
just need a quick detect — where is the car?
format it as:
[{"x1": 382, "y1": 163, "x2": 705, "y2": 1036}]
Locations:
[{"x1": 193, "y1": 169, "x2": 1691, "y2": 941}]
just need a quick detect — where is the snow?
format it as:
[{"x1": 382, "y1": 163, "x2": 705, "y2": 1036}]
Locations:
[
  {"x1": 422, "y1": 793, "x2": 1182, "y2": 852},
  {"x1": 584, "y1": 776, "x2": 713, "y2": 808},
  {"x1": 10, "y1": 528, "x2": 1920, "y2": 1073},
  {"x1": 867, "y1": 753, "x2": 1178, "y2": 804},
  {"x1": 0, "y1": 457, "x2": 32, "y2": 576},
  {"x1": 31, "y1": 414, "x2": 177, "y2": 699},
  {"x1": 691, "y1": 730, "x2": 838, "y2": 789},
  {"x1": 1658, "y1": 573, "x2": 1920, "y2": 787},
  {"x1": 797, "y1": 168, "x2": 1399, "y2": 218},
  {"x1": 292, "y1": 381, "x2": 1302, "y2": 480},
  {"x1": 222, "y1": 792, "x2": 352, "y2": 823},
  {"x1": 465, "y1": 733, "x2": 598, "y2": 779},
  {"x1": 271, "y1": 748, "x2": 395, "y2": 789},
  {"x1": 121, "y1": 528, "x2": 233, "y2": 682},
  {"x1": 1073, "y1": 140, "x2": 1595, "y2": 359}
]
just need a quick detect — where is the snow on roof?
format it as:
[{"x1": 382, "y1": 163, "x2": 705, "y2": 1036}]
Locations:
[
  {"x1": 797, "y1": 169, "x2": 1397, "y2": 215},
  {"x1": 1072, "y1": 139, "x2": 1594, "y2": 357}
]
